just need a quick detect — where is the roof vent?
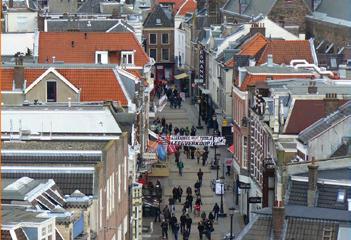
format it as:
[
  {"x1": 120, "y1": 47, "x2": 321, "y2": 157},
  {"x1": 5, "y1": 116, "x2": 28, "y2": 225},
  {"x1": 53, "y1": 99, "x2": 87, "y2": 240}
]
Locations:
[{"x1": 156, "y1": 18, "x2": 161, "y2": 25}]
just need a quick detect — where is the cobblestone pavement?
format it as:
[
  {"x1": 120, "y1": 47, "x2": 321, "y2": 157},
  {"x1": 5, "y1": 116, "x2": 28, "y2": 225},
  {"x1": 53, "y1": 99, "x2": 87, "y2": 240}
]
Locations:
[{"x1": 143, "y1": 99, "x2": 244, "y2": 240}]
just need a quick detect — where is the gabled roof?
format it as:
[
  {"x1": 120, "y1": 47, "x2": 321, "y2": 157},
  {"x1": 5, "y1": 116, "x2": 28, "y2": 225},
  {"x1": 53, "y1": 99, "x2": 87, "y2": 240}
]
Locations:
[
  {"x1": 315, "y1": 0, "x2": 351, "y2": 21},
  {"x1": 285, "y1": 99, "x2": 348, "y2": 135},
  {"x1": 238, "y1": 33, "x2": 267, "y2": 57},
  {"x1": 143, "y1": 4, "x2": 174, "y2": 28},
  {"x1": 38, "y1": 32, "x2": 149, "y2": 66},
  {"x1": 176, "y1": 0, "x2": 197, "y2": 16},
  {"x1": 257, "y1": 40, "x2": 314, "y2": 65},
  {"x1": 1, "y1": 66, "x2": 128, "y2": 105},
  {"x1": 77, "y1": 0, "x2": 104, "y2": 14}
]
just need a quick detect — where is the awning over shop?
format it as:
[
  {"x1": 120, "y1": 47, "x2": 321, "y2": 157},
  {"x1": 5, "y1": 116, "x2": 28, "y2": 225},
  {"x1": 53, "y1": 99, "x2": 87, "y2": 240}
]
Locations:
[
  {"x1": 228, "y1": 144, "x2": 234, "y2": 154},
  {"x1": 174, "y1": 73, "x2": 189, "y2": 80}
]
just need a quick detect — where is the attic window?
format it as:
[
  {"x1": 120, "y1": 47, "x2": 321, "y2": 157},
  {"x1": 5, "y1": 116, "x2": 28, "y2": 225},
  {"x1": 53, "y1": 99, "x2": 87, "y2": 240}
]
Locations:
[
  {"x1": 121, "y1": 51, "x2": 134, "y2": 65},
  {"x1": 156, "y1": 18, "x2": 162, "y2": 25},
  {"x1": 337, "y1": 189, "x2": 346, "y2": 203}
]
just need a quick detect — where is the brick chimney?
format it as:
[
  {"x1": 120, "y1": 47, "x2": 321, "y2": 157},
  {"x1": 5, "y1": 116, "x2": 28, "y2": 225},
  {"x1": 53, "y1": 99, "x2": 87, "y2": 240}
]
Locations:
[
  {"x1": 324, "y1": 93, "x2": 339, "y2": 115},
  {"x1": 250, "y1": 22, "x2": 266, "y2": 37},
  {"x1": 307, "y1": 81, "x2": 317, "y2": 94},
  {"x1": 14, "y1": 54, "x2": 25, "y2": 90},
  {"x1": 307, "y1": 157, "x2": 318, "y2": 207}
]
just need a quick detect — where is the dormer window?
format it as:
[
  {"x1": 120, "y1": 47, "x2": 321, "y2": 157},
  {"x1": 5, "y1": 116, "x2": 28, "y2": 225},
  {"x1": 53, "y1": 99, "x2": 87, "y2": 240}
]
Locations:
[
  {"x1": 156, "y1": 18, "x2": 162, "y2": 25},
  {"x1": 95, "y1": 51, "x2": 108, "y2": 64},
  {"x1": 121, "y1": 51, "x2": 134, "y2": 65}
]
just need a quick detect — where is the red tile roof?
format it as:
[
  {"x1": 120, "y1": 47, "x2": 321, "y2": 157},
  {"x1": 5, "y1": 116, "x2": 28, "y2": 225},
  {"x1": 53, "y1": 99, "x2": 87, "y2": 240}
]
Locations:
[
  {"x1": 285, "y1": 99, "x2": 347, "y2": 134},
  {"x1": 1, "y1": 67, "x2": 128, "y2": 105},
  {"x1": 257, "y1": 40, "x2": 314, "y2": 65},
  {"x1": 224, "y1": 58, "x2": 235, "y2": 68},
  {"x1": 126, "y1": 69, "x2": 142, "y2": 78},
  {"x1": 240, "y1": 74, "x2": 313, "y2": 91},
  {"x1": 177, "y1": 0, "x2": 197, "y2": 16},
  {"x1": 238, "y1": 33, "x2": 267, "y2": 57},
  {"x1": 38, "y1": 32, "x2": 149, "y2": 66}
]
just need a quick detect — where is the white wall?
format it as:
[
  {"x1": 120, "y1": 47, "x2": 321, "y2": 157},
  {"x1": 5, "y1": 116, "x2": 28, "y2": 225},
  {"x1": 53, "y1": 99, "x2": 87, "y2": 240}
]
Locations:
[
  {"x1": 5, "y1": 11, "x2": 37, "y2": 32},
  {"x1": 308, "y1": 116, "x2": 351, "y2": 160},
  {"x1": 208, "y1": 53, "x2": 219, "y2": 106},
  {"x1": 174, "y1": 16, "x2": 186, "y2": 67}
]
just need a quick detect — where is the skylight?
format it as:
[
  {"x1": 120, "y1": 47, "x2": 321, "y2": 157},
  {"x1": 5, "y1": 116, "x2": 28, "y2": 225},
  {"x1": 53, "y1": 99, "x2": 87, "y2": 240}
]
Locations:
[{"x1": 337, "y1": 189, "x2": 346, "y2": 203}]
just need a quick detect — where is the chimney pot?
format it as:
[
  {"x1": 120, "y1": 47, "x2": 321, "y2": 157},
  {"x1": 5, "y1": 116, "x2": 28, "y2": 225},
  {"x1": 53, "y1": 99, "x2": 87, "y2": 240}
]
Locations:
[{"x1": 267, "y1": 54, "x2": 273, "y2": 67}]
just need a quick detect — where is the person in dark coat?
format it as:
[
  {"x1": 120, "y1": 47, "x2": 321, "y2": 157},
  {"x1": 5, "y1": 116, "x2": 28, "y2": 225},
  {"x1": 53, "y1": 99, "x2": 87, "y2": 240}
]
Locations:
[
  {"x1": 182, "y1": 229, "x2": 190, "y2": 240},
  {"x1": 190, "y1": 146, "x2": 195, "y2": 159},
  {"x1": 177, "y1": 185, "x2": 183, "y2": 203},
  {"x1": 197, "y1": 168, "x2": 204, "y2": 185},
  {"x1": 202, "y1": 150, "x2": 208, "y2": 166},
  {"x1": 208, "y1": 211, "x2": 215, "y2": 224},
  {"x1": 190, "y1": 126, "x2": 197, "y2": 136},
  {"x1": 198, "y1": 221, "x2": 205, "y2": 240},
  {"x1": 213, "y1": 203, "x2": 220, "y2": 221},
  {"x1": 175, "y1": 150, "x2": 180, "y2": 163},
  {"x1": 172, "y1": 187, "x2": 179, "y2": 201},
  {"x1": 154, "y1": 205, "x2": 161, "y2": 222},
  {"x1": 173, "y1": 222, "x2": 180, "y2": 240},
  {"x1": 185, "y1": 215, "x2": 192, "y2": 233},
  {"x1": 195, "y1": 196, "x2": 202, "y2": 206},
  {"x1": 186, "y1": 186, "x2": 192, "y2": 196},
  {"x1": 169, "y1": 197, "x2": 175, "y2": 214},
  {"x1": 170, "y1": 214, "x2": 178, "y2": 232},
  {"x1": 161, "y1": 117, "x2": 166, "y2": 127},
  {"x1": 186, "y1": 194, "x2": 193, "y2": 212},
  {"x1": 180, "y1": 213, "x2": 187, "y2": 233},
  {"x1": 194, "y1": 181, "x2": 201, "y2": 196},
  {"x1": 161, "y1": 220, "x2": 169, "y2": 239}
]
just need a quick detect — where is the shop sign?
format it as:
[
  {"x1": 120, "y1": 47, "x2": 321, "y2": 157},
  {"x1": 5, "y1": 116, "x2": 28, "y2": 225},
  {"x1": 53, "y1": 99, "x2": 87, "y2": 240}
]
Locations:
[
  {"x1": 195, "y1": 78, "x2": 203, "y2": 84},
  {"x1": 248, "y1": 197, "x2": 262, "y2": 204},
  {"x1": 238, "y1": 182, "x2": 251, "y2": 189},
  {"x1": 143, "y1": 152, "x2": 157, "y2": 159}
]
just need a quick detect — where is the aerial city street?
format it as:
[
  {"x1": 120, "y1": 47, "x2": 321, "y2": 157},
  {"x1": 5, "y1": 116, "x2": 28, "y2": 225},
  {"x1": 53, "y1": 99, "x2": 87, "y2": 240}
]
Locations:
[{"x1": 1, "y1": 0, "x2": 351, "y2": 239}]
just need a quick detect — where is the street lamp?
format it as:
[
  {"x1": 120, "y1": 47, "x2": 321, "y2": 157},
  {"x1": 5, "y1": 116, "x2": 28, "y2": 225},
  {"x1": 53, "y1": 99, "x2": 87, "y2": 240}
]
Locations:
[
  {"x1": 229, "y1": 207, "x2": 235, "y2": 239},
  {"x1": 196, "y1": 96, "x2": 203, "y2": 129}
]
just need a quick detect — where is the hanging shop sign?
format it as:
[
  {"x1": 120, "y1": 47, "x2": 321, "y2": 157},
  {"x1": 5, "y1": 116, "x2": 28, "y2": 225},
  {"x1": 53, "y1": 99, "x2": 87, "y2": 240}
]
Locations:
[
  {"x1": 199, "y1": 46, "x2": 206, "y2": 83},
  {"x1": 169, "y1": 135, "x2": 226, "y2": 146},
  {"x1": 238, "y1": 182, "x2": 251, "y2": 189},
  {"x1": 248, "y1": 197, "x2": 262, "y2": 204}
]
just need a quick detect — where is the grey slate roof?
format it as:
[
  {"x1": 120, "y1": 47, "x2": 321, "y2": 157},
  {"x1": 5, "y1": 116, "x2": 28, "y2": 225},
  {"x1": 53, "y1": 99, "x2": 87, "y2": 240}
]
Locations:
[
  {"x1": 298, "y1": 101, "x2": 351, "y2": 144},
  {"x1": 2, "y1": 178, "x2": 44, "y2": 201},
  {"x1": 222, "y1": 0, "x2": 276, "y2": 18},
  {"x1": 2, "y1": 172, "x2": 95, "y2": 195},
  {"x1": 246, "y1": 66, "x2": 313, "y2": 74},
  {"x1": 46, "y1": 19, "x2": 120, "y2": 32},
  {"x1": 315, "y1": 0, "x2": 351, "y2": 21},
  {"x1": 77, "y1": 0, "x2": 104, "y2": 14},
  {"x1": 287, "y1": 179, "x2": 351, "y2": 211},
  {"x1": 143, "y1": 5, "x2": 174, "y2": 28}
]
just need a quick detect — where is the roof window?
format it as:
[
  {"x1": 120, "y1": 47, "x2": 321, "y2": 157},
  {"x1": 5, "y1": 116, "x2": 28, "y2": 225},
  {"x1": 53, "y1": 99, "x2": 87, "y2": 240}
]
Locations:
[{"x1": 337, "y1": 189, "x2": 346, "y2": 203}]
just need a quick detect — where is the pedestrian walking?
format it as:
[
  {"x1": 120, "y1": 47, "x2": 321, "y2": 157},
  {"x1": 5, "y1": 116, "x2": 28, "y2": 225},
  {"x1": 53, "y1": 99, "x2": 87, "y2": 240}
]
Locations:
[
  {"x1": 183, "y1": 200, "x2": 190, "y2": 214},
  {"x1": 190, "y1": 146, "x2": 195, "y2": 159},
  {"x1": 200, "y1": 211, "x2": 206, "y2": 220},
  {"x1": 170, "y1": 214, "x2": 178, "y2": 232},
  {"x1": 161, "y1": 220, "x2": 169, "y2": 239},
  {"x1": 182, "y1": 229, "x2": 190, "y2": 240},
  {"x1": 180, "y1": 214, "x2": 186, "y2": 233},
  {"x1": 186, "y1": 194, "x2": 193, "y2": 212},
  {"x1": 154, "y1": 205, "x2": 161, "y2": 222},
  {"x1": 190, "y1": 126, "x2": 196, "y2": 136},
  {"x1": 195, "y1": 196, "x2": 202, "y2": 206},
  {"x1": 175, "y1": 150, "x2": 180, "y2": 163},
  {"x1": 177, "y1": 160, "x2": 184, "y2": 176},
  {"x1": 183, "y1": 146, "x2": 190, "y2": 159},
  {"x1": 194, "y1": 180, "x2": 201, "y2": 196},
  {"x1": 186, "y1": 186, "x2": 192, "y2": 196},
  {"x1": 194, "y1": 202, "x2": 201, "y2": 217},
  {"x1": 198, "y1": 221, "x2": 205, "y2": 240},
  {"x1": 213, "y1": 203, "x2": 220, "y2": 221},
  {"x1": 208, "y1": 211, "x2": 215, "y2": 224},
  {"x1": 195, "y1": 148, "x2": 203, "y2": 164},
  {"x1": 177, "y1": 185, "x2": 183, "y2": 203},
  {"x1": 173, "y1": 222, "x2": 180, "y2": 240},
  {"x1": 202, "y1": 151, "x2": 208, "y2": 166},
  {"x1": 197, "y1": 168, "x2": 204, "y2": 185},
  {"x1": 172, "y1": 187, "x2": 179, "y2": 202},
  {"x1": 169, "y1": 197, "x2": 175, "y2": 214},
  {"x1": 185, "y1": 214, "x2": 192, "y2": 233}
]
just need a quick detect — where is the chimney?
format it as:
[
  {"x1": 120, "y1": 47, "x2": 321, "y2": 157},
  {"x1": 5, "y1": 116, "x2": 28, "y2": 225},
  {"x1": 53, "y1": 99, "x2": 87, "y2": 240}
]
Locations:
[
  {"x1": 14, "y1": 54, "x2": 25, "y2": 90},
  {"x1": 324, "y1": 93, "x2": 339, "y2": 115},
  {"x1": 272, "y1": 183, "x2": 285, "y2": 240},
  {"x1": 250, "y1": 22, "x2": 266, "y2": 37},
  {"x1": 52, "y1": 56, "x2": 56, "y2": 63},
  {"x1": 308, "y1": 81, "x2": 317, "y2": 94},
  {"x1": 267, "y1": 54, "x2": 273, "y2": 67},
  {"x1": 307, "y1": 157, "x2": 318, "y2": 207}
]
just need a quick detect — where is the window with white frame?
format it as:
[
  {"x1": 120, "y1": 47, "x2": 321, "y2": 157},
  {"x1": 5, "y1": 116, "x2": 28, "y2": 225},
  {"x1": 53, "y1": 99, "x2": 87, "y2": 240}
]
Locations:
[
  {"x1": 149, "y1": 33, "x2": 157, "y2": 45},
  {"x1": 162, "y1": 48, "x2": 169, "y2": 61},
  {"x1": 40, "y1": 223, "x2": 53, "y2": 240},
  {"x1": 162, "y1": 33, "x2": 169, "y2": 44},
  {"x1": 121, "y1": 51, "x2": 134, "y2": 65}
]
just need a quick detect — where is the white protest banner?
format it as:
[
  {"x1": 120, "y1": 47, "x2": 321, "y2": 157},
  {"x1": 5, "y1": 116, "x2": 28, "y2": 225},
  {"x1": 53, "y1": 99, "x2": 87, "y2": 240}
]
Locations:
[{"x1": 169, "y1": 135, "x2": 226, "y2": 146}]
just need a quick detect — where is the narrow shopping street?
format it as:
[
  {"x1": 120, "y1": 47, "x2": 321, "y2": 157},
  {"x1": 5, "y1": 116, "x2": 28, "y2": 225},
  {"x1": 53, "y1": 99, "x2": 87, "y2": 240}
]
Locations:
[{"x1": 143, "y1": 98, "x2": 244, "y2": 239}]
